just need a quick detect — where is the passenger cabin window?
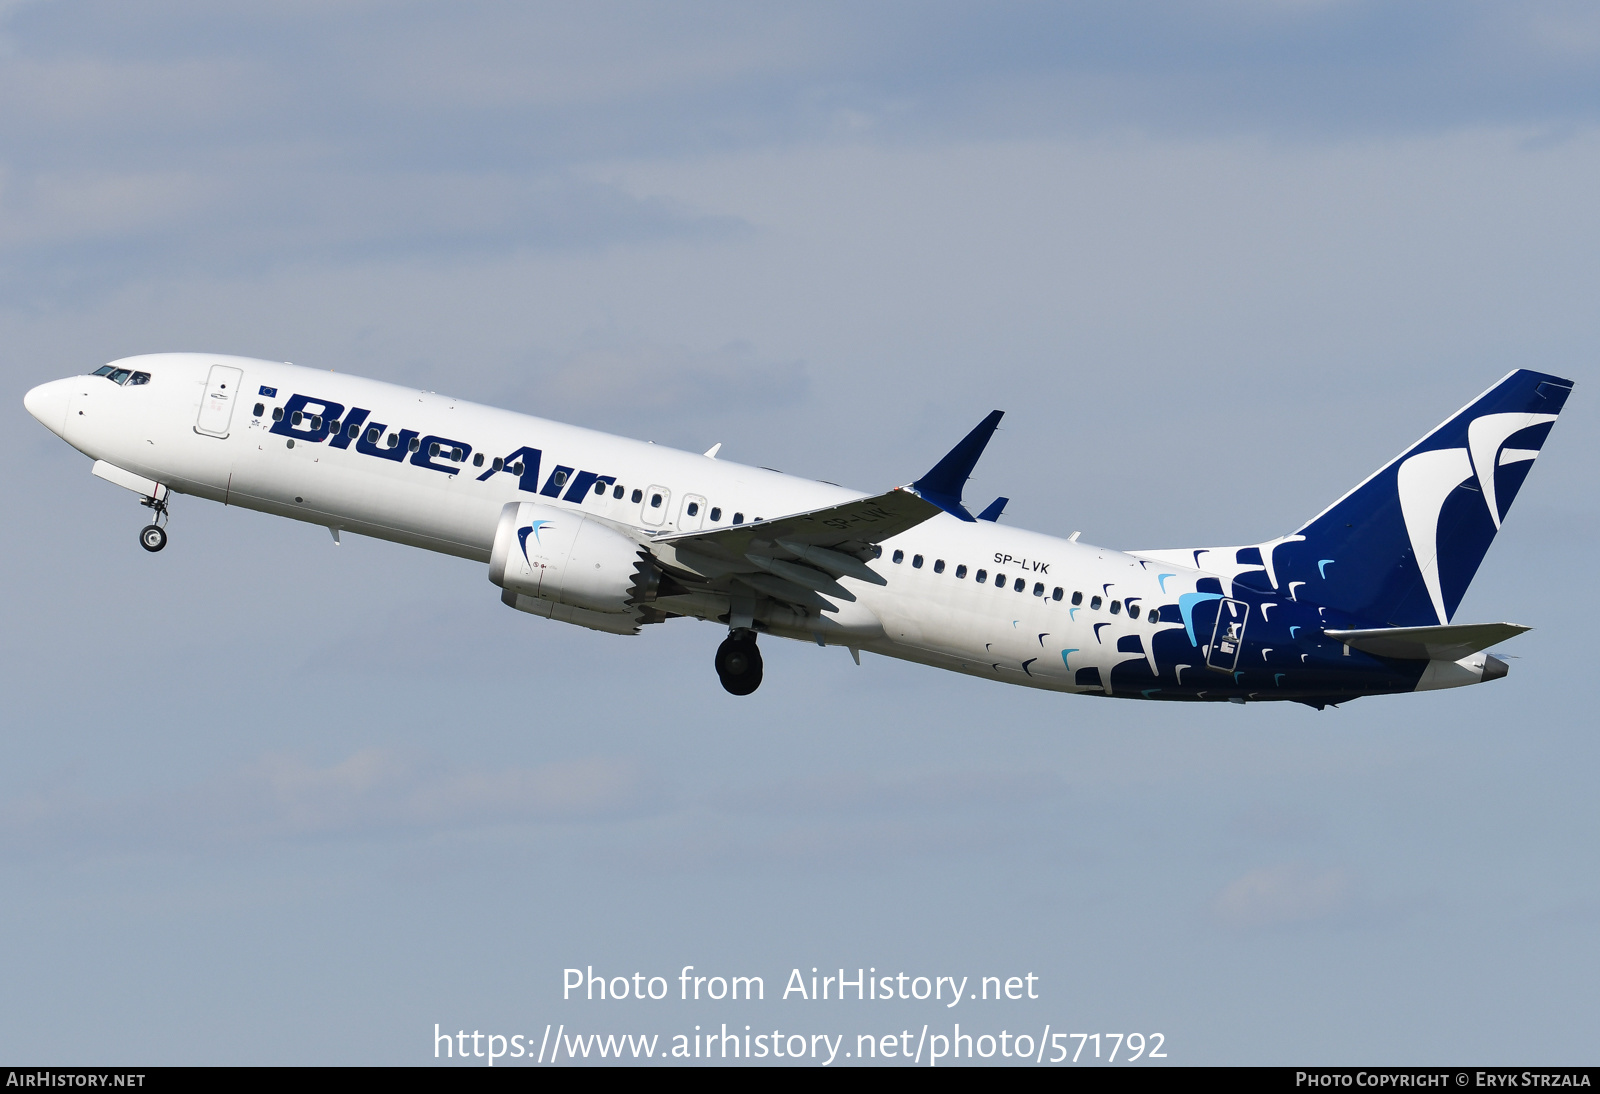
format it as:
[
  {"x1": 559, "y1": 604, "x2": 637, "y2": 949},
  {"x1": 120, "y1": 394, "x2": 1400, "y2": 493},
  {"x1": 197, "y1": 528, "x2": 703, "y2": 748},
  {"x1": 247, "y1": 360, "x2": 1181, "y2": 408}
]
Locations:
[
  {"x1": 368, "y1": 428, "x2": 381, "y2": 444},
  {"x1": 1052, "y1": 587, "x2": 1064, "y2": 601},
  {"x1": 912, "y1": 554, "x2": 923, "y2": 569},
  {"x1": 650, "y1": 493, "x2": 662, "y2": 508},
  {"x1": 429, "y1": 443, "x2": 440, "y2": 457},
  {"x1": 1013, "y1": 578, "x2": 1025, "y2": 592},
  {"x1": 1110, "y1": 600, "x2": 1121, "y2": 615},
  {"x1": 273, "y1": 407, "x2": 284, "y2": 421},
  {"x1": 511, "y1": 461, "x2": 523, "y2": 474},
  {"x1": 1128, "y1": 604, "x2": 1140, "y2": 619},
  {"x1": 292, "y1": 411, "x2": 303, "y2": 426},
  {"x1": 892, "y1": 550, "x2": 904, "y2": 564},
  {"x1": 452, "y1": 448, "x2": 464, "y2": 462},
  {"x1": 933, "y1": 559, "x2": 945, "y2": 574},
  {"x1": 1033, "y1": 582, "x2": 1044, "y2": 596},
  {"x1": 594, "y1": 481, "x2": 605, "y2": 495},
  {"x1": 311, "y1": 415, "x2": 322, "y2": 430},
  {"x1": 995, "y1": 573, "x2": 1006, "y2": 587},
  {"x1": 328, "y1": 419, "x2": 340, "y2": 433},
  {"x1": 733, "y1": 512, "x2": 744, "y2": 524},
  {"x1": 128, "y1": 372, "x2": 150, "y2": 385},
  {"x1": 1148, "y1": 608, "x2": 1160, "y2": 624},
  {"x1": 1090, "y1": 596, "x2": 1102, "y2": 610},
  {"x1": 473, "y1": 453, "x2": 484, "y2": 467},
  {"x1": 347, "y1": 423, "x2": 358, "y2": 438},
  {"x1": 631, "y1": 489, "x2": 643, "y2": 503},
  {"x1": 253, "y1": 403, "x2": 264, "y2": 416},
  {"x1": 955, "y1": 564, "x2": 967, "y2": 578},
  {"x1": 975, "y1": 569, "x2": 987, "y2": 582},
  {"x1": 1072, "y1": 591, "x2": 1083, "y2": 606},
  {"x1": 614, "y1": 485, "x2": 625, "y2": 499},
  {"x1": 409, "y1": 437, "x2": 420, "y2": 452},
  {"x1": 553, "y1": 471, "x2": 568, "y2": 488},
  {"x1": 710, "y1": 507, "x2": 722, "y2": 521},
  {"x1": 686, "y1": 501, "x2": 699, "y2": 516}
]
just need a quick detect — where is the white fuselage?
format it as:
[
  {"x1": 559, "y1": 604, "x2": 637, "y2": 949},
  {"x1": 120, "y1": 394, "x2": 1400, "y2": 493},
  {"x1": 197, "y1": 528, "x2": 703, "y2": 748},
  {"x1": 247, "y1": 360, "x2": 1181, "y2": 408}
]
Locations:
[{"x1": 26, "y1": 353, "x2": 1199, "y2": 695}]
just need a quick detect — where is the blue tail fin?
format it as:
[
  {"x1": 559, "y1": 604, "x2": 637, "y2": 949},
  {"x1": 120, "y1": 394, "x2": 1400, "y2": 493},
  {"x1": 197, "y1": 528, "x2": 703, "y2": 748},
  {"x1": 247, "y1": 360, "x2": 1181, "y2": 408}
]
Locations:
[{"x1": 1261, "y1": 370, "x2": 1573, "y2": 625}]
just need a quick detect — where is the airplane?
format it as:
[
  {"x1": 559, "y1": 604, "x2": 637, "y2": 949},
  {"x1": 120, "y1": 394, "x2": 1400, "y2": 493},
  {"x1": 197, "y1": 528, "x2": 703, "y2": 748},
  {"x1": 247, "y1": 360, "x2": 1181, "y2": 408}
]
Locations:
[{"x1": 23, "y1": 355, "x2": 1571, "y2": 707}]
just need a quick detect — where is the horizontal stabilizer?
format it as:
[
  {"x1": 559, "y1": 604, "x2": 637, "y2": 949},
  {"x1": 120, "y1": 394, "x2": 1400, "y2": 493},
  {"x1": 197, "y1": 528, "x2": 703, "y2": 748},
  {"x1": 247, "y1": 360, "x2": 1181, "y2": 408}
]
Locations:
[{"x1": 1323, "y1": 622, "x2": 1529, "y2": 661}]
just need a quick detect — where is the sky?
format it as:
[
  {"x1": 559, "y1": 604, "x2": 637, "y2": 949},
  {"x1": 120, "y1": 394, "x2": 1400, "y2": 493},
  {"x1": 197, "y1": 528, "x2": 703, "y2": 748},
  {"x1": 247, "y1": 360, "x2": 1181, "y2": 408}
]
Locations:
[{"x1": 2, "y1": 0, "x2": 1597, "y2": 1066}]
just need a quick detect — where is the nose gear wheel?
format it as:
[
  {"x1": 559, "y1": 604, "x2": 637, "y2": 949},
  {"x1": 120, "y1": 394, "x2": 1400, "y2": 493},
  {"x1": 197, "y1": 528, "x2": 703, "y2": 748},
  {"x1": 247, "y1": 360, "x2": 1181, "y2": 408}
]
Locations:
[{"x1": 137, "y1": 491, "x2": 170, "y2": 552}]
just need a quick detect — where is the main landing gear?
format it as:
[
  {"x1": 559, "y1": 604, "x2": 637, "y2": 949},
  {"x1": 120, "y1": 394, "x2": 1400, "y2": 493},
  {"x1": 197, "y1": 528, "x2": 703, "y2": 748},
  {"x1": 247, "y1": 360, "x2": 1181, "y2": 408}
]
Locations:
[
  {"x1": 138, "y1": 492, "x2": 170, "y2": 553},
  {"x1": 715, "y1": 629, "x2": 763, "y2": 695}
]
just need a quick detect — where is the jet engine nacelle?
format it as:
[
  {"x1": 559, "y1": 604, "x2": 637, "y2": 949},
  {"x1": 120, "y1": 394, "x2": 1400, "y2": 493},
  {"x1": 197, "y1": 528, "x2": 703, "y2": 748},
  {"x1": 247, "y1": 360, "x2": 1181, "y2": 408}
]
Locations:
[{"x1": 488, "y1": 501, "x2": 651, "y2": 615}]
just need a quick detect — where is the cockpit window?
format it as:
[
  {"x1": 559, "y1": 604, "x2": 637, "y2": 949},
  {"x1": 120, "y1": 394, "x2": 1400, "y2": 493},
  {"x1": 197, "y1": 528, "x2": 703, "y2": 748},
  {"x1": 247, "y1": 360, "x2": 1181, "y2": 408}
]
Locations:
[
  {"x1": 91, "y1": 365, "x2": 115, "y2": 377},
  {"x1": 127, "y1": 372, "x2": 151, "y2": 386},
  {"x1": 107, "y1": 369, "x2": 132, "y2": 384}
]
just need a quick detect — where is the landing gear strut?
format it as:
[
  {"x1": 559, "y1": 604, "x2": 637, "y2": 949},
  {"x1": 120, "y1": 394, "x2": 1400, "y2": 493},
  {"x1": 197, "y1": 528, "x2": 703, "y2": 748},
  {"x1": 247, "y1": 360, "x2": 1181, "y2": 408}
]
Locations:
[
  {"x1": 716, "y1": 629, "x2": 763, "y2": 695},
  {"x1": 138, "y1": 492, "x2": 169, "y2": 553}
]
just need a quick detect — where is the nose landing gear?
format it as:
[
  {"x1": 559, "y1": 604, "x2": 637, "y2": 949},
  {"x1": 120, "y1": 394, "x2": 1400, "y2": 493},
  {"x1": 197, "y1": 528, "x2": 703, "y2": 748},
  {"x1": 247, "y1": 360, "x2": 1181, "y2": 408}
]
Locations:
[
  {"x1": 715, "y1": 629, "x2": 763, "y2": 695},
  {"x1": 138, "y1": 491, "x2": 170, "y2": 553}
]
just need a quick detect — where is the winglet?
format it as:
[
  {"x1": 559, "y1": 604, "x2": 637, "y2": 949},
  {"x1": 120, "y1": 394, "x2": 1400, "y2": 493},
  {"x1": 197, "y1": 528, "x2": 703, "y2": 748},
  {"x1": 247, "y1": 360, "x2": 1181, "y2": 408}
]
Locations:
[
  {"x1": 911, "y1": 410, "x2": 1003, "y2": 522},
  {"x1": 977, "y1": 496, "x2": 1008, "y2": 522}
]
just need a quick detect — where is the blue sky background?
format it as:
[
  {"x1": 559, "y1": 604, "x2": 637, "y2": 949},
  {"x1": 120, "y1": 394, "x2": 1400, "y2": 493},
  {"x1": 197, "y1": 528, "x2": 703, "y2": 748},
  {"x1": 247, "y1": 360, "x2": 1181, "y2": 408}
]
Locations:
[{"x1": 1, "y1": 1, "x2": 1596, "y2": 1065}]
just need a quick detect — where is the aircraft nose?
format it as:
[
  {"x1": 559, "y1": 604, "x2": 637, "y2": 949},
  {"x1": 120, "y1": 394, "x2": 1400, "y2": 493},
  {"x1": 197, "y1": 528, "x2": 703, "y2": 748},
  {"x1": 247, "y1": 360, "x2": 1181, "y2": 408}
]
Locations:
[{"x1": 23, "y1": 378, "x2": 72, "y2": 438}]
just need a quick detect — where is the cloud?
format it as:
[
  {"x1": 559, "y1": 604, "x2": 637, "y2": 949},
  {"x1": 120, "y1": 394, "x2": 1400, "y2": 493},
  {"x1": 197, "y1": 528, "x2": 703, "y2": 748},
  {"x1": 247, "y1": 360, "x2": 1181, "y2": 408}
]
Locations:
[
  {"x1": 628, "y1": 767, "x2": 1067, "y2": 871},
  {"x1": 4, "y1": 2, "x2": 1600, "y2": 304},
  {"x1": 0, "y1": 749, "x2": 654, "y2": 854},
  {"x1": 718, "y1": 767, "x2": 1062, "y2": 818},
  {"x1": 1212, "y1": 863, "x2": 1354, "y2": 928},
  {"x1": 494, "y1": 333, "x2": 808, "y2": 446},
  {"x1": 0, "y1": 165, "x2": 744, "y2": 297}
]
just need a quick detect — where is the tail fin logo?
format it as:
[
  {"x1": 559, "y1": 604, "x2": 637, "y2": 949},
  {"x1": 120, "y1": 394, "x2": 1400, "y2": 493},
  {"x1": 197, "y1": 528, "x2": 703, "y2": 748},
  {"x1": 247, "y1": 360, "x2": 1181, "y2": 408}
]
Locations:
[
  {"x1": 1468, "y1": 413, "x2": 1556, "y2": 529},
  {"x1": 1398, "y1": 411, "x2": 1557, "y2": 624}
]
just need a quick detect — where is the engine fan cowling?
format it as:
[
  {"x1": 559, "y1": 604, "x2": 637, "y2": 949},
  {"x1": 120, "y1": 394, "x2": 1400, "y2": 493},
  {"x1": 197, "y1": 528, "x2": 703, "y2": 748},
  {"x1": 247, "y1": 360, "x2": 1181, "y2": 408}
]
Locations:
[{"x1": 488, "y1": 500, "x2": 650, "y2": 614}]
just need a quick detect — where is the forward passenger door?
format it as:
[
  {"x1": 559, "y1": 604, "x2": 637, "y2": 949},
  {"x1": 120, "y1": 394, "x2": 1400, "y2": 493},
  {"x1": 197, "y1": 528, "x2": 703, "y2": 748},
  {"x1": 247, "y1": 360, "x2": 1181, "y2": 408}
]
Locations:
[{"x1": 195, "y1": 364, "x2": 245, "y2": 438}]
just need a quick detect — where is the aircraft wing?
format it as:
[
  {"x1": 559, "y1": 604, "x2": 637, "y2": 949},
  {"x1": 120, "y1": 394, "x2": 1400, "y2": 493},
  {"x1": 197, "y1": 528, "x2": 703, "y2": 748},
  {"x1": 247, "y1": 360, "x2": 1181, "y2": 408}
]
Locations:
[
  {"x1": 1322, "y1": 622, "x2": 1529, "y2": 661},
  {"x1": 655, "y1": 486, "x2": 940, "y2": 557},
  {"x1": 645, "y1": 488, "x2": 938, "y2": 614},
  {"x1": 643, "y1": 410, "x2": 1004, "y2": 616}
]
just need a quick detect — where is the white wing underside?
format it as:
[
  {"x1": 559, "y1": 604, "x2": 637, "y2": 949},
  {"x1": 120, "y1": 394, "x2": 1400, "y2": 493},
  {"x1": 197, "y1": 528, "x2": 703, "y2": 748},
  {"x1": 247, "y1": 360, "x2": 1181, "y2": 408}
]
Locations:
[{"x1": 645, "y1": 487, "x2": 942, "y2": 615}]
